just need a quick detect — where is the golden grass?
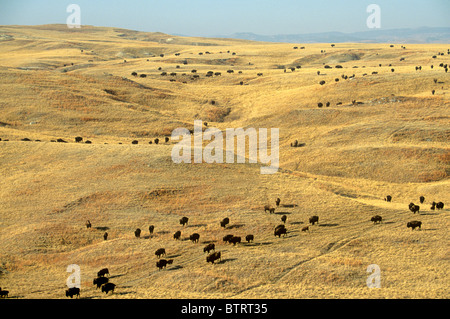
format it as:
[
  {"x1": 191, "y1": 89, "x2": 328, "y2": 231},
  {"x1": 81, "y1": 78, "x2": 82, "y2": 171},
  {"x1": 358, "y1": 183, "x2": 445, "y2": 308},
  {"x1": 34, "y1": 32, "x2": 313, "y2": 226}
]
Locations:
[{"x1": 0, "y1": 25, "x2": 449, "y2": 299}]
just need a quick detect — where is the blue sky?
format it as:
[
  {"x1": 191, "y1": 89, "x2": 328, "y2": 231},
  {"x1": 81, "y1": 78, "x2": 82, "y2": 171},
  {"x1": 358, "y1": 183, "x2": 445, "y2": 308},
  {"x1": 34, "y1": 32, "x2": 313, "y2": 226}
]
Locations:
[{"x1": 0, "y1": 0, "x2": 449, "y2": 36}]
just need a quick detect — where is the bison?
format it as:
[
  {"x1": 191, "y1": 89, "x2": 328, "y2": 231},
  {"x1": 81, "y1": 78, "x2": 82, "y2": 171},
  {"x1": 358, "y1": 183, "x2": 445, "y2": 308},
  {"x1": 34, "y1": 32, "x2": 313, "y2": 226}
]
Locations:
[
  {"x1": 203, "y1": 243, "x2": 215, "y2": 253},
  {"x1": 149, "y1": 225, "x2": 154, "y2": 234},
  {"x1": 229, "y1": 236, "x2": 241, "y2": 245},
  {"x1": 274, "y1": 225, "x2": 287, "y2": 237},
  {"x1": 75, "y1": 136, "x2": 83, "y2": 143},
  {"x1": 436, "y1": 202, "x2": 444, "y2": 210},
  {"x1": 93, "y1": 276, "x2": 109, "y2": 289},
  {"x1": 223, "y1": 234, "x2": 234, "y2": 243},
  {"x1": 384, "y1": 195, "x2": 392, "y2": 202},
  {"x1": 220, "y1": 217, "x2": 230, "y2": 228},
  {"x1": 275, "y1": 198, "x2": 281, "y2": 207},
  {"x1": 97, "y1": 268, "x2": 109, "y2": 277},
  {"x1": 135, "y1": 228, "x2": 141, "y2": 238},
  {"x1": 206, "y1": 251, "x2": 221, "y2": 264},
  {"x1": 173, "y1": 230, "x2": 181, "y2": 240},
  {"x1": 190, "y1": 233, "x2": 200, "y2": 243},
  {"x1": 407, "y1": 221, "x2": 422, "y2": 230},
  {"x1": 281, "y1": 215, "x2": 287, "y2": 223},
  {"x1": 245, "y1": 234, "x2": 254, "y2": 243},
  {"x1": 264, "y1": 205, "x2": 275, "y2": 214},
  {"x1": 419, "y1": 196, "x2": 425, "y2": 204},
  {"x1": 101, "y1": 283, "x2": 116, "y2": 294},
  {"x1": 301, "y1": 226, "x2": 310, "y2": 232},
  {"x1": 65, "y1": 287, "x2": 80, "y2": 298},
  {"x1": 409, "y1": 203, "x2": 420, "y2": 214},
  {"x1": 85, "y1": 220, "x2": 91, "y2": 229},
  {"x1": 103, "y1": 232, "x2": 108, "y2": 240},
  {"x1": 0, "y1": 288, "x2": 9, "y2": 298},
  {"x1": 156, "y1": 259, "x2": 173, "y2": 270},
  {"x1": 180, "y1": 216, "x2": 189, "y2": 226},
  {"x1": 309, "y1": 215, "x2": 319, "y2": 225},
  {"x1": 155, "y1": 248, "x2": 166, "y2": 258},
  {"x1": 371, "y1": 215, "x2": 382, "y2": 224}
]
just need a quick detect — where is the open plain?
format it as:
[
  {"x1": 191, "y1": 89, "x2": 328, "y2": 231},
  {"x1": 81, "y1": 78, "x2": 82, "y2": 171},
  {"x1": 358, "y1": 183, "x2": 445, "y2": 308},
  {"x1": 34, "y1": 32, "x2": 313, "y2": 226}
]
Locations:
[{"x1": 0, "y1": 24, "x2": 449, "y2": 299}]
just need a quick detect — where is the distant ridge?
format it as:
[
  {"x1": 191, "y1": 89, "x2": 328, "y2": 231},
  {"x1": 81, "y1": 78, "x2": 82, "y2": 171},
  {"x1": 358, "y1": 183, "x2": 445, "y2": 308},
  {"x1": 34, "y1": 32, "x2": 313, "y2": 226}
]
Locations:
[{"x1": 217, "y1": 27, "x2": 450, "y2": 44}]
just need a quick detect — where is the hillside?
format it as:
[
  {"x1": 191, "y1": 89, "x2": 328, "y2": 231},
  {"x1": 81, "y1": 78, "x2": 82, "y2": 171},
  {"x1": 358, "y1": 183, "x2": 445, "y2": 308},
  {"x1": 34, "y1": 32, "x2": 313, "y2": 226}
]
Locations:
[{"x1": 0, "y1": 25, "x2": 449, "y2": 299}]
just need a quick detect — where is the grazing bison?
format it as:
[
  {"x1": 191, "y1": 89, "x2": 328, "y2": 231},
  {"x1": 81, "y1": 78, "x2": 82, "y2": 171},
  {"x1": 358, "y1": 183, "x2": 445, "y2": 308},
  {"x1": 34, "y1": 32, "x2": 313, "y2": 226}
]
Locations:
[
  {"x1": 223, "y1": 234, "x2": 234, "y2": 243},
  {"x1": 436, "y1": 202, "x2": 444, "y2": 210},
  {"x1": 103, "y1": 232, "x2": 108, "y2": 240},
  {"x1": 384, "y1": 195, "x2": 392, "y2": 202},
  {"x1": 97, "y1": 268, "x2": 109, "y2": 277},
  {"x1": 431, "y1": 202, "x2": 436, "y2": 210},
  {"x1": 85, "y1": 220, "x2": 91, "y2": 229},
  {"x1": 319, "y1": 80, "x2": 326, "y2": 85},
  {"x1": 93, "y1": 276, "x2": 109, "y2": 289},
  {"x1": 419, "y1": 196, "x2": 425, "y2": 204},
  {"x1": 206, "y1": 251, "x2": 221, "y2": 264},
  {"x1": 57, "y1": 138, "x2": 67, "y2": 143},
  {"x1": 65, "y1": 287, "x2": 80, "y2": 298},
  {"x1": 203, "y1": 243, "x2": 215, "y2": 253},
  {"x1": 180, "y1": 216, "x2": 189, "y2": 226},
  {"x1": 301, "y1": 226, "x2": 310, "y2": 232},
  {"x1": 101, "y1": 283, "x2": 116, "y2": 294},
  {"x1": 135, "y1": 228, "x2": 141, "y2": 238},
  {"x1": 173, "y1": 230, "x2": 181, "y2": 240},
  {"x1": 409, "y1": 203, "x2": 420, "y2": 214},
  {"x1": 156, "y1": 259, "x2": 173, "y2": 270},
  {"x1": 149, "y1": 225, "x2": 154, "y2": 234},
  {"x1": 371, "y1": 215, "x2": 382, "y2": 224},
  {"x1": 229, "y1": 236, "x2": 241, "y2": 245},
  {"x1": 131, "y1": 140, "x2": 138, "y2": 144},
  {"x1": 245, "y1": 234, "x2": 254, "y2": 243},
  {"x1": 407, "y1": 221, "x2": 422, "y2": 230},
  {"x1": 309, "y1": 215, "x2": 319, "y2": 225},
  {"x1": 155, "y1": 248, "x2": 166, "y2": 258},
  {"x1": 281, "y1": 215, "x2": 287, "y2": 223},
  {"x1": 220, "y1": 217, "x2": 230, "y2": 228},
  {"x1": 264, "y1": 205, "x2": 275, "y2": 214},
  {"x1": 75, "y1": 136, "x2": 83, "y2": 143},
  {"x1": 190, "y1": 233, "x2": 200, "y2": 243},
  {"x1": 274, "y1": 225, "x2": 287, "y2": 237}
]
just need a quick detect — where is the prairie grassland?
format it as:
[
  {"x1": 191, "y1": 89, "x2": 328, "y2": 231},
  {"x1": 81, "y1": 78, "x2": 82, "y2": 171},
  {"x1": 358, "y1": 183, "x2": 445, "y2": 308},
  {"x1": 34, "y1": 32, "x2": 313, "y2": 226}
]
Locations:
[{"x1": 0, "y1": 25, "x2": 449, "y2": 299}]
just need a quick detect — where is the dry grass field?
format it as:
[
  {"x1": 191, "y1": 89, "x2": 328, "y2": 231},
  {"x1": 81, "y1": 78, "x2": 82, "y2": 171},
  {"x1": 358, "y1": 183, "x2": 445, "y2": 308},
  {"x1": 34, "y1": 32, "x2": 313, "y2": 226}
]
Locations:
[{"x1": 0, "y1": 24, "x2": 449, "y2": 299}]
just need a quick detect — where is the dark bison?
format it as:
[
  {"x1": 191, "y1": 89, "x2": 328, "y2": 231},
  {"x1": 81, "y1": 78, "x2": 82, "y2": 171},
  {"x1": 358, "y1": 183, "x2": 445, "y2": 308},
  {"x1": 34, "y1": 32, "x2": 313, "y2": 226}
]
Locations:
[
  {"x1": 93, "y1": 276, "x2": 109, "y2": 289},
  {"x1": 407, "y1": 221, "x2": 422, "y2": 230},
  {"x1": 384, "y1": 195, "x2": 392, "y2": 202},
  {"x1": 65, "y1": 287, "x2": 80, "y2": 298},
  {"x1": 275, "y1": 198, "x2": 281, "y2": 207},
  {"x1": 220, "y1": 217, "x2": 230, "y2": 228},
  {"x1": 274, "y1": 225, "x2": 287, "y2": 237},
  {"x1": 229, "y1": 236, "x2": 241, "y2": 245},
  {"x1": 155, "y1": 248, "x2": 166, "y2": 258},
  {"x1": 419, "y1": 196, "x2": 425, "y2": 204},
  {"x1": 97, "y1": 268, "x2": 109, "y2": 277},
  {"x1": 75, "y1": 136, "x2": 83, "y2": 143},
  {"x1": 409, "y1": 203, "x2": 420, "y2": 214},
  {"x1": 319, "y1": 80, "x2": 326, "y2": 85},
  {"x1": 156, "y1": 259, "x2": 173, "y2": 270},
  {"x1": 132, "y1": 140, "x2": 138, "y2": 144},
  {"x1": 206, "y1": 251, "x2": 221, "y2": 264},
  {"x1": 190, "y1": 233, "x2": 200, "y2": 243},
  {"x1": 149, "y1": 225, "x2": 154, "y2": 234},
  {"x1": 281, "y1": 215, "x2": 287, "y2": 223},
  {"x1": 309, "y1": 215, "x2": 319, "y2": 225},
  {"x1": 203, "y1": 243, "x2": 215, "y2": 253},
  {"x1": 245, "y1": 234, "x2": 254, "y2": 243},
  {"x1": 436, "y1": 202, "x2": 444, "y2": 210},
  {"x1": 301, "y1": 226, "x2": 310, "y2": 232},
  {"x1": 101, "y1": 283, "x2": 116, "y2": 294},
  {"x1": 0, "y1": 288, "x2": 9, "y2": 298},
  {"x1": 180, "y1": 216, "x2": 189, "y2": 226},
  {"x1": 103, "y1": 232, "x2": 108, "y2": 240},
  {"x1": 85, "y1": 220, "x2": 91, "y2": 229},
  {"x1": 223, "y1": 234, "x2": 234, "y2": 243},
  {"x1": 371, "y1": 215, "x2": 382, "y2": 224},
  {"x1": 173, "y1": 230, "x2": 181, "y2": 240},
  {"x1": 135, "y1": 228, "x2": 141, "y2": 238}
]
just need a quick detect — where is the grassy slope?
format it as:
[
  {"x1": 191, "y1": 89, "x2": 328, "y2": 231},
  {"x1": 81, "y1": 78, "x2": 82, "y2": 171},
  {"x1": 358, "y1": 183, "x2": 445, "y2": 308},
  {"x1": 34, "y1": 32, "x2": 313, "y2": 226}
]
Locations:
[{"x1": 0, "y1": 25, "x2": 449, "y2": 299}]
